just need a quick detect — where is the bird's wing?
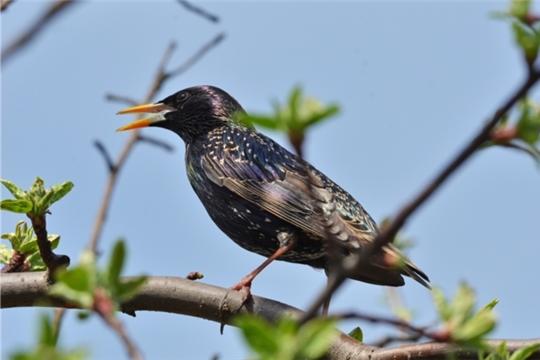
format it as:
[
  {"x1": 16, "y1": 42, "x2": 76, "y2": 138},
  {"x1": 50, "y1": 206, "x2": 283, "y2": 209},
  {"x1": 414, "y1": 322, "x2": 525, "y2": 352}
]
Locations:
[
  {"x1": 200, "y1": 135, "x2": 378, "y2": 250},
  {"x1": 200, "y1": 130, "x2": 430, "y2": 287}
]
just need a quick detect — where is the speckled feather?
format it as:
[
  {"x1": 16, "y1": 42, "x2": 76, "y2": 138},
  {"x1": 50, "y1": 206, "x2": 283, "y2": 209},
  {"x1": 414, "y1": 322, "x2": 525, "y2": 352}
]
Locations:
[{"x1": 150, "y1": 86, "x2": 429, "y2": 288}]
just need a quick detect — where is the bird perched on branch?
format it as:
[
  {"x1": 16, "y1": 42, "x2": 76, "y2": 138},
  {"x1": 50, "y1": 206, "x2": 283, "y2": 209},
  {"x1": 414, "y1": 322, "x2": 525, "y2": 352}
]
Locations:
[{"x1": 116, "y1": 85, "x2": 429, "y2": 303}]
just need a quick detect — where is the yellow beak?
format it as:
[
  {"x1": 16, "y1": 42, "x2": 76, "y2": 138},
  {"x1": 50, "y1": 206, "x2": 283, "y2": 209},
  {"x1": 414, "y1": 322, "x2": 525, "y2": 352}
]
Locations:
[{"x1": 116, "y1": 103, "x2": 175, "y2": 132}]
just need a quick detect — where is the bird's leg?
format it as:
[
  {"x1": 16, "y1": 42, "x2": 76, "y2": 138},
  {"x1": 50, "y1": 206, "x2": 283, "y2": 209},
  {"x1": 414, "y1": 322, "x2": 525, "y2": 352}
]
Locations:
[{"x1": 231, "y1": 230, "x2": 297, "y2": 303}]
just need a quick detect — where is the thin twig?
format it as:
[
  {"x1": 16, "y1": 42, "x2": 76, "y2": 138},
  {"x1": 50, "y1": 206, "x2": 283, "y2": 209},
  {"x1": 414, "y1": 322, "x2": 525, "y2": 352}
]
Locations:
[
  {"x1": 93, "y1": 141, "x2": 115, "y2": 173},
  {"x1": 370, "y1": 333, "x2": 423, "y2": 348},
  {"x1": 176, "y1": 0, "x2": 219, "y2": 23},
  {"x1": 0, "y1": 251, "x2": 28, "y2": 273},
  {"x1": 27, "y1": 214, "x2": 69, "y2": 280},
  {"x1": 167, "y1": 32, "x2": 225, "y2": 78},
  {"x1": 89, "y1": 33, "x2": 225, "y2": 254},
  {"x1": 137, "y1": 135, "x2": 175, "y2": 152},
  {"x1": 52, "y1": 308, "x2": 66, "y2": 344},
  {"x1": 1, "y1": 0, "x2": 15, "y2": 12},
  {"x1": 300, "y1": 69, "x2": 540, "y2": 323},
  {"x1": 332, "y1": 312, "x2": 434, "y2": 341},
  {"x1": 1, "y1": 0, "x2": 77, "y2": 63},
  {"x1": 105, "y1": 94, "x2": 139, "y2": 107},
  {"x1": 94, "y1": 288, "x2": 144, "y2": 360},
  {"x1": 500, "y1": 141, "x2": 540, "y2": 161}
]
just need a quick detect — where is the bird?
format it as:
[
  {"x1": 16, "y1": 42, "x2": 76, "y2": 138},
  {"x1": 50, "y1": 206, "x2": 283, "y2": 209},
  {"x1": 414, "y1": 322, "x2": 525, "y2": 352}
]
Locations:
[{"x1": 116, "y1": 85, "x2": 430, "y2": 303}]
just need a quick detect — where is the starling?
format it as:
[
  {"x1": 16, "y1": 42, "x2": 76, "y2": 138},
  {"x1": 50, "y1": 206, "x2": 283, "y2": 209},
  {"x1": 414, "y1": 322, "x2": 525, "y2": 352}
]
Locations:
[{"x1": 116, "y1": 86, "x2": 429, "y2": 300}]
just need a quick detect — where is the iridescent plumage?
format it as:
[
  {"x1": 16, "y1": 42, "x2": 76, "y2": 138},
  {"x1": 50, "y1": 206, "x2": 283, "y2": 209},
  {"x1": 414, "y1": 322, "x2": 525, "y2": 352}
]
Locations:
[{"x1": 117, "y1": 86, "x2": 429, "y2": 290}]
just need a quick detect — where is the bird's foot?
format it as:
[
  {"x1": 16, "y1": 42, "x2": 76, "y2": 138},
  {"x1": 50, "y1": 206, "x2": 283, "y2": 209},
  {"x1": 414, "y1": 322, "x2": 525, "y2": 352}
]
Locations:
[{"x1": 230, "y1": 278, "x2": 253, "y2": 305}]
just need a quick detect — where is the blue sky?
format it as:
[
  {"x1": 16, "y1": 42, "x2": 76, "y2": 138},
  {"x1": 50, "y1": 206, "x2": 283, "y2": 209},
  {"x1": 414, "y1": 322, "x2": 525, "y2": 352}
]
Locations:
[{"x1": 2, "y1": 2, "x2": 539, "y2": 359}]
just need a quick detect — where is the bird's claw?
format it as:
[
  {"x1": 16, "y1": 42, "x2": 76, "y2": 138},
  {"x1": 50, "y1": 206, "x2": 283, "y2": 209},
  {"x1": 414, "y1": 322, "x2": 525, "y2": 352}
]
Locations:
[{"x1": 230, "y1": 280, "x2": 253, "y2": 305}]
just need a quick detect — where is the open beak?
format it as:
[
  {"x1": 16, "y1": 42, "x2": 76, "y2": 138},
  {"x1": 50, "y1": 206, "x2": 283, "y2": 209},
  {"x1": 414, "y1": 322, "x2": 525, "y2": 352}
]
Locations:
[{"x1": 116, "y1": 103, "x2": 175, "y2": 132}]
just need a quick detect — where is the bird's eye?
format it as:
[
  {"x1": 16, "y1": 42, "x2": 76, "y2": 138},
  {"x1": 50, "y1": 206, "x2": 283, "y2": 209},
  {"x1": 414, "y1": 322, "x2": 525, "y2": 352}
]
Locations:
[{"x1": 177, "y1": 92, "x2": 189, "y2": 103}]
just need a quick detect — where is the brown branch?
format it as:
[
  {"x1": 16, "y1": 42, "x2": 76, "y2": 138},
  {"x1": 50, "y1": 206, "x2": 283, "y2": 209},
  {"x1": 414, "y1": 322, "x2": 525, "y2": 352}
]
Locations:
[
  {"x1": 167, "y1": 32, "x2": 225, "y2": 79},
  {"x1": 94, "y1": 287, "x2": 143, "y2": 360},
  {"x1": 333, "y1": 312, "x2": 434, "y2": 341},
  {"x1": 1, "y1": 0, "x2": 15, "y2": 12},
  {"x1": 93, "y1": 140, "x2": 115, "y2": 173},
  {"x1": 2, "y1": 272, "x2": 538, "y2": 360},
  {"x1": 136, "y1": 135, "x2": 175, "y2": 152},
  {"x1": 1, "y1": 0, "x2": 77, "y2": 63},
  {"x1": 27, "y1": 214, "x2": 69, "y2": 280},
  {"x1": 89, "y1": 34, "x2": 224, "y2": 254},
  {"x1": 371, "y1": 340, "x2": 540, "y2": 360},
  {"x1": 105, "y1": 94, "x2": 139, "y2": 107},
  {"x1": 499, "y1": 141, "x2": 540, "y2": 160},
  {"x1": 370, "y1": 333, "x2": 423, "y2": 348},
  {"x1": 176, "y1": 0, "x2": 219, "y2": 23},
  {"x1": 1, "y1": 251, "x2": 28, "y2": 273},
  {"x1": 301, "y1": 68, "x2": 540, "y2": 323}
]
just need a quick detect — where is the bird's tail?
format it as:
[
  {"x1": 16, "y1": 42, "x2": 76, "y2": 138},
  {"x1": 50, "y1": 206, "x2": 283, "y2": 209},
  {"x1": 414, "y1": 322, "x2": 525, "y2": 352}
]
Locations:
[{"x1": 343, "y1": 245, "x2": 430, "y2": 289}]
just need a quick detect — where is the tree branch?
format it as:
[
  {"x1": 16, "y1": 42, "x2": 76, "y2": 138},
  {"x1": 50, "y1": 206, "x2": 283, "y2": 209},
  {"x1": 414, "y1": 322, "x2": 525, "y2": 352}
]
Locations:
[
  {"x1": 1, "y1": 0, "x2": 15, "y2": 12},
  {"x1": 1, "y1": 0, "x2": 78, "y2": 63},
  {"x1": 332, "y1": 312, "x2": 434, "y2": 342},
  {"x1": 301, "y1": 68, "x2": 540, "y2": 322},
  {"x1": 93, "y1": 140, "x2": 115, "y2": 173},
  {"x1": 27, "y1": 214, "x2": 69, "y2": 280},
  {"x1": 89, "y1": 33, "x2": 225, "y2": 254},
  {"x1": 176, "y1": 0, "x2": 219, "y2": 23},
  {"x1": 105, "y1": 94, "x2": 139, "y2": 107},
  {"x1": 136, "y1": 135, "x2": 174, "y2": 153},
  {"x1": 2, "y1": 272, "x2": 538, "y2": 360},
  {"x1": 93, "y1": 288, "x2": 143, "y2": 360}
]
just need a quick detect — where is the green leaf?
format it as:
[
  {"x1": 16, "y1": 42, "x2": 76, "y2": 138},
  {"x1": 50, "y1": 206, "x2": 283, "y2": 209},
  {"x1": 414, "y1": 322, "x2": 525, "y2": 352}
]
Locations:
[
  {"x1": 29, "y1": 177, "x2": 46, "y2": 198},
  {"x1": 1, "y1": 232, "x2": 18, "y2": 249},
  {"x1": 26, "y1": 254, "x2": 47, "y2": 271},
  {"x1": 434, "y1": 284, "x2": 498, "y2": 351},
  {"x1": 304, "y1": 104, "x2": 340, "y2": 128},
  {"x1": 49, "y1": 252, "x2": 97, "y2": 309},
  {"x1": 509, "y1": 343, "x2": 540, "y2": 360},
  {"x1": 0, "y1": 245, "x2": 15, "y2": 265},
  {"x1": 105, "y1": 240, "x2": 126, "y2": 290},
  {"x1": 10, "y1": 313, "x2": 88, "y2": 360},
  {"x1": 452, "y1": 283, "x2": 476, "y2": 325},
  {"x1": 35, "y1": 189, "x2": 56, "y2": 215},
  {"x1": 512, "y1": 21, "x2": 540, "y2": 62},
  {"x1": 19, "y1": 233, "x2": 59, "y2": 256},
  {"x1": 516, "y1": 109, "x2": 540, "y2": 145},
  {"x1": 234, "y1": 315, "x2": 278, "y2": 357},
  {"x1": 288, "y1": 86, "x2": 302, "y2": 126},
  {"x1": 48, "y1": 234, "x2": 60, "y2": 250},
  {"x1": 56, "y1": 266, "x2": 94, "y2": 293},
  {"x1": 50, "y1": 181, "x2": 74, "y2": 206},
  {"x1": 0, "y1": 179, "x2": 27, "y2": 199},
  {"x1": 433, "y1": 287, "x2": 451, "y2": 321},
  {"x1": 18, "y1": 240, "x2": 39, "y2": 255},
  {"x1": 76, "y1": 311, "x2": 92, "y2": 321},
  {"x1": 483, "y1": 298, "x2": 499, "y2": 311},
  {"x1": 509, "y1": 0, "x2": 531, "y2": 19},
  {"x1": 48, "y1": 281, "x2": 94, "y2": 309},
  {"x1": 242, "y1": 86, "x2": 340, "y2": 153},
  {"x1": 242, "y1": 114, "x2": 279, "y2": 130},
  {"x1": 453, "y1": 310, "x2": 496, "y2": 346},
  {"x1": 1, "y1": 199, "x2": 33, "y2": 213},
  {"x1": 115, "y1": 276, "x2": 147, "y2": 302},
  {"x1": 39, "y1": 313, "x2": 57, "y2": 347},
  {"x1": 348, "y1": 327, "x2": 363, "y2": 342},
  {"x1": 297, "y1": 318, "x2": 337, "y2": 359}
]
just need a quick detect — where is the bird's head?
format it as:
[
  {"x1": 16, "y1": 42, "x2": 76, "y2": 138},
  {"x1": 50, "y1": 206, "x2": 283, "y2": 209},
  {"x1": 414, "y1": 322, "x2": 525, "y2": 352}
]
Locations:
[{"x1": 116, "y1": 86, "x2": 249, "y2": 143}]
